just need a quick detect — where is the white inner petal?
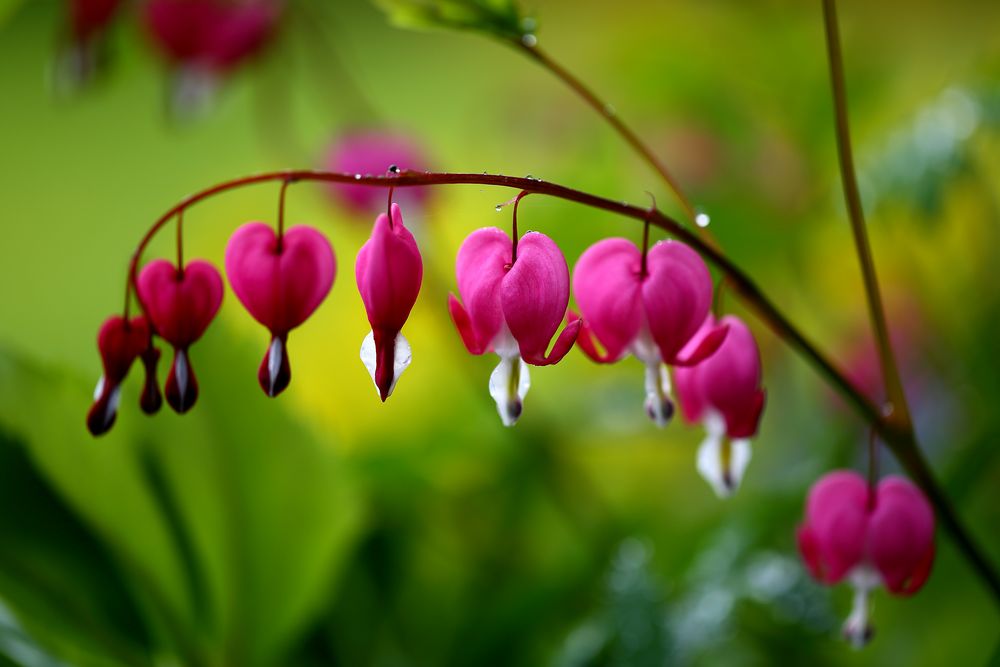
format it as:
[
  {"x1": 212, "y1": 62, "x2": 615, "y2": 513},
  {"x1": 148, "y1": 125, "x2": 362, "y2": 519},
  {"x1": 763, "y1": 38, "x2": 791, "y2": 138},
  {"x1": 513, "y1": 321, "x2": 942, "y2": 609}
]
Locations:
[
  {"x1": 629, "y1": 325, "x2": 661, "y2": 367},
  {"x1": 696, "y1": 417, "x2": 753, "y2": 499},
  {"x1": 359, "y1": 330, "x2": 413, "y2": 398},
  {"x1": 102, "y1": 384, "x2": 122, "y2": 428},
  {"x1": 175, "y1": 349, "x2": 189, "y2": 398},
  {"x1": 268, "y1": 337, "x2": 285, "y2": 393},
  {"x1": 489, "y1": 352, "x2": 530, "y2": 427},
  {"x1": 93, "y1": 375, "x2": 106, "y2": 401},
  {"x1": 642, "y1": 360, "x2": 673, "y2": 427},
  {"x1": 843, "y1": 566, "x2": 881, "y2": 648}
]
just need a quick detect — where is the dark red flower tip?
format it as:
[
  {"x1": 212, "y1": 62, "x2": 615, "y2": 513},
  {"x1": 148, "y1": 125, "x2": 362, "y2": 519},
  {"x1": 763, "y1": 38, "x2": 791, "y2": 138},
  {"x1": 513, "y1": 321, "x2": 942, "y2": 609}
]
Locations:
[
  {"x1": 139, "y1": 344, "x2": 163, "y2": 414},
  {"x1": 86, "y1": 314, "x2": 150, "y2": 436},
  {"x1": 257, "y1": 334, "x2": 291, "y2": 398},
  {"x1": 165, "y1": 348, "x2": 199, "y2": 413},
  {"x1": 70, "y1": 0, "x2": 123, "y2": 41}
]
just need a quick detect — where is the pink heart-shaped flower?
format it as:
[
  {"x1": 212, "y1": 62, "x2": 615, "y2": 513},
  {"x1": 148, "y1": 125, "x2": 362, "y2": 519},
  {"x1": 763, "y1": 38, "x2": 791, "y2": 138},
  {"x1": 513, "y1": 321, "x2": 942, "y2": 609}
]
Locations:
[
  {"x1": 225, "y1": 222, "x2": 336, "y2": 397},
  {"x1": 137, "y1": 259, "x2": 223, "y2": 413}
]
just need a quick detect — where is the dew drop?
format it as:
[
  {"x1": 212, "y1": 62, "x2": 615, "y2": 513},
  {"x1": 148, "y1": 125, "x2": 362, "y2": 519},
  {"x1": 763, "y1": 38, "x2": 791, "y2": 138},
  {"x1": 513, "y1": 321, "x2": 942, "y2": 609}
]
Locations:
[
  {"x1": 388, "y1": 164, "x2": 400, "y2": 174},
  {"x1": 354, "y1": 173, "x2": 362, "y2": 180},
  {"x1": 495, "y1": 204, "x2": 503, "y2": 212},
  {"x1": 696, "y1": 212, "x2": 711, "y2": 228},
  {"x1": 521, "y1": 17, "x2": 537, "y2": 32},
  {"x1": 521, "y1": 33, "x2": 538, "y2": 47}
]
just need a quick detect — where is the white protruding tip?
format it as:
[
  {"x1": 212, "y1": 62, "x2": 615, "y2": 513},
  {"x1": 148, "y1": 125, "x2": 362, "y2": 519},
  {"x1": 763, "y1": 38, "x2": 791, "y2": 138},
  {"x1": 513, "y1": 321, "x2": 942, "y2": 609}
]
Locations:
[
  {"x1": 488, "y1": 353, "x2": 531, "y2": 427},
  {"x1": 359, "y1": 330, "x2": 413, "y2": 399},
  {"x1": 175, "y1": 349, "x2": 190, "y2": 399},
  {"x1": 267, "y1": 337, "x2": 284, "y2": 394},
  {"x1": 696, "y1": 414, "x2": 752, "y2": 498}
]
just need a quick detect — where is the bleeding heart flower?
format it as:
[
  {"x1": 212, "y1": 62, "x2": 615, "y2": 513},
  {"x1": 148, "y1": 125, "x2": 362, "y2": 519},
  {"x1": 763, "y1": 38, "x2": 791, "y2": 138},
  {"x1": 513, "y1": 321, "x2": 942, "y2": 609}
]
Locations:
[
  {"x1": 137, "y1": 259, "x2": 224, "y2": 413},
  {"x1": 324, "y1": 129, "x2": 432, "y2": 215},
  {"x1": 68, "y1": 0, "x2": 122, "y2": 41},
  {"x1": 54, "y1": 0, "x2": 124, "y2": 93},
  {"x1": 225, "y1": 222, "x2": 335, "y2": 397},
  {"x1": 797, "y1": 471, "x2": 935, "y2": 647},
  {"x1": 356, "y1": 203, "x2": 423, "y2": 401},
  {"x1": 571, "y1": 237, "x2": 727, "y2": 426},
  {"x1": 143, "y1": 0, "x2": 281, "y2": 115},
  {"x1": 87, "y1": 315, "x2": 152, "y2": 436},
  {"x1": 675, "y1": 315, "x2": 766, "y2": 497},
  {"x1": 449, "y1": 228, "x2": 581, "y2": 426}
]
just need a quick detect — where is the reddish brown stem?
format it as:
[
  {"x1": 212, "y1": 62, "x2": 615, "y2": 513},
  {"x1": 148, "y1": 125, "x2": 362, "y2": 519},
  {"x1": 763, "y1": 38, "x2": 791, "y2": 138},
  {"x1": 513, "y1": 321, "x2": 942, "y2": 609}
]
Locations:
[{"x1": 121, "y1": 168, "x2": 1000, "y2": 604}]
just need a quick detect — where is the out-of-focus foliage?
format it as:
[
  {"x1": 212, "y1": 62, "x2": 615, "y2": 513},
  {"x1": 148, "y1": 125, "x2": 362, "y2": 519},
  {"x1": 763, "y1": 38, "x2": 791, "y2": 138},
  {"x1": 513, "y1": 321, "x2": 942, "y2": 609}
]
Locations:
[
  {"x1": 1, "y1": 1, "x2": 1000, "y2": 665},
  {"x1": 374, "y1": 0, "x2": 532, "y2": 43}
]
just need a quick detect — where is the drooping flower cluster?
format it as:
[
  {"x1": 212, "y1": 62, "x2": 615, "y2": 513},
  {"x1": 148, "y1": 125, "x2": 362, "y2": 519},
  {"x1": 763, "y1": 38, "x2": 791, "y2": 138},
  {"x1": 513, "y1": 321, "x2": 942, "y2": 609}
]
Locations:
[
  {"x1": 88, "y1": 188, "x2": 773, "y2": 499},
  {"x1": 797, "y1": 470, "x2": 935, "y2": 647},
  {"x1": 54, "y1": 0, "x2": 283, "y2": 106},
  {"x1": 570, "y1": 236, "x2": 765, "y2": 496},
  {"x1": 87, "y1": 193, "x2": 430, "y2": 434}
]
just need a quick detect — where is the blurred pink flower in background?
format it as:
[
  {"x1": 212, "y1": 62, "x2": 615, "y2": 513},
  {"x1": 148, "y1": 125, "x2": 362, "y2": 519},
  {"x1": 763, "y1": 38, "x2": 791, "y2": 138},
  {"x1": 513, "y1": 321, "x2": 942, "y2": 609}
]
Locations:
[
  {"x1": 142, "y1": 0, "x2": 283, "y2": 116},
  {"x1": 323, "y1": 129, "x2": 433, "y2": 217}
]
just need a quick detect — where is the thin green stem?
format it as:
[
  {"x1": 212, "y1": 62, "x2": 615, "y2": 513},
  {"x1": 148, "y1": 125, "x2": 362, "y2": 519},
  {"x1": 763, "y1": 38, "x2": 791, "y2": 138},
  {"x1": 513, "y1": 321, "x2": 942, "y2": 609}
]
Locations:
[
  {"x1": 821, "y1": 0, "x2": 910, "y2": 430},
  {"x1": 517, "y1": 42, "x2": 697, "y2": 222}
]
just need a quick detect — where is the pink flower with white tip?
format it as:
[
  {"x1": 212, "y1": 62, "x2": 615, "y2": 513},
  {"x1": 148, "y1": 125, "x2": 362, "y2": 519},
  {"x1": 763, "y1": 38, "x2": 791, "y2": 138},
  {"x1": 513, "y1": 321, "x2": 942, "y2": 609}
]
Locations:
[
  {"x1": 449, "y1": 228, "x2": 581, "y2": 426},
  {"x1": 797, "y1": 470, "x2": 935, "y2": 647},
  {"x1": 571, "y1": 237, "x2": 727, "y2": 426},
  {"x1": 225, "y1": 222, "x2": 335, "y2": 397},
  {"x1": 356, "y1": 203, "x2": 423, "y2": 401},
  {"x1": 675, "y1": 315, "x2": 766, "y2": 497}
]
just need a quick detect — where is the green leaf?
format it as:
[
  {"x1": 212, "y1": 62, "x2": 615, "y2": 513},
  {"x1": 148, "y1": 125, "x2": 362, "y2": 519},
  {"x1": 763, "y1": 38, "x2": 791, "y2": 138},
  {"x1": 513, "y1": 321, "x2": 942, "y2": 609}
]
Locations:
[
  {"x1": 373, "y1": 0, "x2": 535, "y2": 43},
  {"x1": 0, "y1": 0, "x2": 27, "y2": 27}
]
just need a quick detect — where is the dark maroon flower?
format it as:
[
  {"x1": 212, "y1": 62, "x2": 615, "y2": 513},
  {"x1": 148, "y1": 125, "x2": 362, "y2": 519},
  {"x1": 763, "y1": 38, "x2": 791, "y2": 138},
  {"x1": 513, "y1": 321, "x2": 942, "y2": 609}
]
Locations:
[
  {"x1": 137, "y1": 259, "x2": 224, "y2": 413},
  {"x1": 87, "y1": 315, "x2": 151, "y2": 436}
]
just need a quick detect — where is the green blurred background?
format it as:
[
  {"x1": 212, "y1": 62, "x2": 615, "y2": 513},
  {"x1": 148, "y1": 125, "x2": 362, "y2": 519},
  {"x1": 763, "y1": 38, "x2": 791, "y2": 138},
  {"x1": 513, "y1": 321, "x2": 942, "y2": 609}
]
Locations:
[{"x1": 1, "y1": 1, "x2": 1000, "y2": 665}]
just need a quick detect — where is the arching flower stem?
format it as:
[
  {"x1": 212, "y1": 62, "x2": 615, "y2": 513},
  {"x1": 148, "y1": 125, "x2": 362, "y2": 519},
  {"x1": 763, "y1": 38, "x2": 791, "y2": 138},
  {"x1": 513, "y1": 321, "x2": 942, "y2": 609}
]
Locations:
[
  {"x1": 510, "y1": 190, "x2": 530, "y2": 264},
  {"x1": 276, "y1": 176, "x2": 293, "y2": 252},
  {"x1": 118, "y1": 168, "x2": 999, "y2": 603},
  {"x1": 175, "y1": 208, "x2": 185, "y2": 278}
]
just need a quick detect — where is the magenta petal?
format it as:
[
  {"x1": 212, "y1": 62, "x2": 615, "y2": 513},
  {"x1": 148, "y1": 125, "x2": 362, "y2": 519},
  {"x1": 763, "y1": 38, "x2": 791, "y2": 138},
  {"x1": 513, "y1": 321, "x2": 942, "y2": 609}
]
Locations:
[
  {"x1": 144, "y1": 0, "x2": 278, "y2": 69},
  {"x1": 501, "y1": 231, "x2": 571, "y2": 361},
  {"x1": 571, "y1": 238, "x2": 643, "y2": 362},
  {"x1": 568, "y1": 311, "x2": 617, "y2": 364},
  {"x1": 673, "y1": 323, "x2": 728, "y2": 367},
  {"x1": 870, "y1": 476, "x2": 935, "y2": 595},
  {"x1": 641, "y1": 240, "x2": 714, "y2": 363},
  {"x1": 356, "y1": 203, "x2": 423, "y2": 332},
  {"x1": 454, "y1": 227, "x2": 511, "y2": 350},
  {"x1": 802, "y1": 470, "x2": 870, "y2": 584},
  {"x1": 448, "y1": 294, "x2": 485, "y2": 355},
  {"x1": 225, "y1": 222, "x2": 336, "y2": 335},
  {"x1": 674, "y1": 316, "x2": 764, "y2": 438},
  {"x1": 138, "y1": 259, "x2": 223, "y2": 348}
]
